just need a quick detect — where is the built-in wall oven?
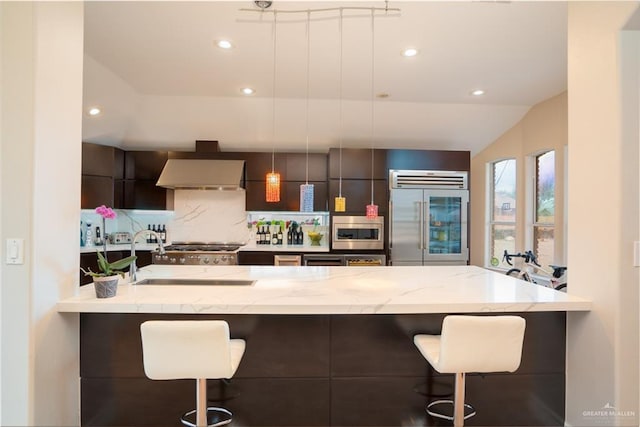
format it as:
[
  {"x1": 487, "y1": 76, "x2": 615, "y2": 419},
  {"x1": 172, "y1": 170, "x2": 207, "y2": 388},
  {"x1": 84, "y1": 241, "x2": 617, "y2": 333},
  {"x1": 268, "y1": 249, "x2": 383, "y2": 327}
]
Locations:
[
  {"x1": 303, "y1": 254, "x2": 386, "y2": 266},
  {"x1": 332, "y1": 216, "x2": 384, "y2": 250}
]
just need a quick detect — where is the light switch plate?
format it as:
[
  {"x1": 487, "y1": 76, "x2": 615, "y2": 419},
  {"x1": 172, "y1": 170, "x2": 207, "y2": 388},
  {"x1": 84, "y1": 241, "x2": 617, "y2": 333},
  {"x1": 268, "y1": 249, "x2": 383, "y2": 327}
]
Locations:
[
  {"x1": 634, "y1": 241, "x2": 640, "y2": 268},
  {"x1": 6, "y1": 238, "x2": 24, "y2": 265}
]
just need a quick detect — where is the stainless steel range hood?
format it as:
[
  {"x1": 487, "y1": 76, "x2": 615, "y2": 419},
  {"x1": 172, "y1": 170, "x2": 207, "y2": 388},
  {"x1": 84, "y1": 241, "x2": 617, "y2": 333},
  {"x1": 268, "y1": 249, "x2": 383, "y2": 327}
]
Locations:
[{"x1": 156, "y1": 159, "x2": 245, "y2": 190}]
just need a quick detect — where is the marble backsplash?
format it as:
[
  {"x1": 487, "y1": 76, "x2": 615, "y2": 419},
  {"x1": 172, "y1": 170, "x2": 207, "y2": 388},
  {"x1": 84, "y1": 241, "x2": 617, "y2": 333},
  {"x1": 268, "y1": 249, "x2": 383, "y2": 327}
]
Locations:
[
  {"x1": 80, "y1": 190, "x2": 249, "y2": 246},
  {"x1": 170, "y1": 190, "x2": 249, "y2": 243}
]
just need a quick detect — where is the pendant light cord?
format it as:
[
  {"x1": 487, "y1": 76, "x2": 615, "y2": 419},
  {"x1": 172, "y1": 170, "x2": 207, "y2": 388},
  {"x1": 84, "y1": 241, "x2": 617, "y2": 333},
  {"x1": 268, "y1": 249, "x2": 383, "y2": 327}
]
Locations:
[
  {"x1": 370, "y1": 9, "x2": 375, "y2": 205},
  {"x1": 338, "y1": 9, "x2": 344, "y2": 197},
  {"x1": 271, "y1": 11, "x2": 278, "y2": 174},
  {"x1": 305, "y1": 10, "x2": 311, "y2": 185}
]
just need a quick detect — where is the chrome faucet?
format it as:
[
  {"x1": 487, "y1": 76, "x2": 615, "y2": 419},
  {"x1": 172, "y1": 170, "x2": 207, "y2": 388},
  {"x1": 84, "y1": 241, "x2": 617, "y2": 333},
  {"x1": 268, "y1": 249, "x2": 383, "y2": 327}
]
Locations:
[{"x1": 130, "y1": 229, "x2": 165, "y2": 283}]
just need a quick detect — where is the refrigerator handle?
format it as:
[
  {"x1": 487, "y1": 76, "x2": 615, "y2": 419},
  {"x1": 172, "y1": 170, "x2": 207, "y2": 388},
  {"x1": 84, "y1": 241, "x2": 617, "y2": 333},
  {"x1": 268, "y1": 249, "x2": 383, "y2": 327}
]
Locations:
[{"x1": 419, "y1": 201, "x2": 424, "y2": 250}]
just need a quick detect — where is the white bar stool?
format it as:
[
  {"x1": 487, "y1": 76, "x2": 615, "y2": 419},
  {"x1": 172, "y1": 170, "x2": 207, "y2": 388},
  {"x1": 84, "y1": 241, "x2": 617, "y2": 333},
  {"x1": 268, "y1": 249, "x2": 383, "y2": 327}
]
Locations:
[
  {"x1": 413, "y1": 315, "x2": 526, "y2": 427},
  {"x1": 140, "y1": 320, "x2": 246, "y2": 427}
]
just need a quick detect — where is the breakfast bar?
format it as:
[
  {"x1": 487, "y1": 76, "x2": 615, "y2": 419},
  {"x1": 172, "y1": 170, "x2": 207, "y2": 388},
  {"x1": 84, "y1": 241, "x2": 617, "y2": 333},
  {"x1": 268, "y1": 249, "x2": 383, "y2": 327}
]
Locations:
[{"x1": 58, "y1": 266, "x2": 590, "y2": 426}]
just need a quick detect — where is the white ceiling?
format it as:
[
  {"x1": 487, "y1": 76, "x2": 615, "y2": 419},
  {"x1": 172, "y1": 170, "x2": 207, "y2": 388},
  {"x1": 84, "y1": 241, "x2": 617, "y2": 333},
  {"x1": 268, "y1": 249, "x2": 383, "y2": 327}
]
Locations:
[{"x1": 82, "y1": 1, "x2": 567, "y2": 155}]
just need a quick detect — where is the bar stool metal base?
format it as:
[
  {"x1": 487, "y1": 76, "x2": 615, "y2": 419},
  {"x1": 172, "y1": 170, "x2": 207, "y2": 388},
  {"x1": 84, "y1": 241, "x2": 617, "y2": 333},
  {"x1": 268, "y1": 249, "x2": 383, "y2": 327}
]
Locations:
[
  {"x1": 180, "y1": 407, "x2": 232, "y2": 427},
  {"x1": 426, "y1": 399, "x2": 476, "y2": 422}
]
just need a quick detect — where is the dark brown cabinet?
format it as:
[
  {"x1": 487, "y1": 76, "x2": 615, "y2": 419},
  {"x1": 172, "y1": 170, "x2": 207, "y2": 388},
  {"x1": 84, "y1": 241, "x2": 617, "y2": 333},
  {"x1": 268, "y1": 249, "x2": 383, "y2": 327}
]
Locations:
[
  {"x1": 121, "y1": 151, "x2": 171, "y2": 210},
  {"x1": 328, "y1": 179, "x2": 387, "y2": 215},
  {"x1": 238, "y1": 251, "x2": 307, "y2": 266},
  {"x1": 81, "y1": 175, "x2": 117, "y2": 209},
  {"x1": 242, "y1": 153, "x2": 287, "y2": 181},
  {"x1": 82, "y1": 143, "x2": 171, "y2": 210},
  {"x1": 124, "y1": 151, "x2": 168, "y2": 180},
  {"x1": 285, "y1": 153, "x2": 327, "y2": 181},
  {"x1": 244, "y1": 153, "x2": 328, "y2": 211},
  {"x1": 246, "y1": 181, "x2": 328, "y2": 212},
  {"x1": 238, "y1": 251, "x2": 275, "y2": 265},
  {"x1": 82, "y1": 143, "x2": 124, "y2": 179},
  {"x1": 328, "y1": 148, "x2": 387, "y2": 180},
  {"x1": 81, "y1": 143, "x2": 124, "y2": 209}
]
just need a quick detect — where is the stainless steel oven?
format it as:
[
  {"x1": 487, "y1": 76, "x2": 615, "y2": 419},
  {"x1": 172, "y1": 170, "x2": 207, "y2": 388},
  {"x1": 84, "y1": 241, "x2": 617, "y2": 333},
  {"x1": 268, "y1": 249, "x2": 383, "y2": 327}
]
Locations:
[{"x1": 332, "y1": 216, "x2": 384, "y2": 250}]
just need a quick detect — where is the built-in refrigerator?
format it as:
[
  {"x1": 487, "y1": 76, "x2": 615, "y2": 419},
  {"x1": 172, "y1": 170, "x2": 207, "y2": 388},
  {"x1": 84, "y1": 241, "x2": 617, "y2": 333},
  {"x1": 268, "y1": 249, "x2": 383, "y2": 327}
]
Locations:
[{"x1": 389, "y1": 170, "x2": 469, "y2": 265}]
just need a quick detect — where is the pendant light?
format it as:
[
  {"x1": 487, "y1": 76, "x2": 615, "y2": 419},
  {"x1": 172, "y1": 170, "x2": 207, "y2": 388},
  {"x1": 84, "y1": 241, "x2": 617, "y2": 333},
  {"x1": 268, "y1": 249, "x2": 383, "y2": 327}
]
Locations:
[
  {"x1": 266, "y1": 11, "x2": 281, "y2": 202},
  {"x1": 334, "y1": 9, "x2": 346, "y2": 213},
  {"x1": 300, "y1": 11, "x2": 314, "y2": 212},
  {"x1": 365, "y1": 9, "x2": 378, "y2": 219}
]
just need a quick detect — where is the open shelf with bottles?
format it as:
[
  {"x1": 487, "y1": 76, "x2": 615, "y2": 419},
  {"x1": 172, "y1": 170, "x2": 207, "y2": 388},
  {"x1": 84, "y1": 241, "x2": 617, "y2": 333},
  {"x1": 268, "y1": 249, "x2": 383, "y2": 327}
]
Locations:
[{"x1": 246, "y1": 211, "x2": 330, "y2": 249}]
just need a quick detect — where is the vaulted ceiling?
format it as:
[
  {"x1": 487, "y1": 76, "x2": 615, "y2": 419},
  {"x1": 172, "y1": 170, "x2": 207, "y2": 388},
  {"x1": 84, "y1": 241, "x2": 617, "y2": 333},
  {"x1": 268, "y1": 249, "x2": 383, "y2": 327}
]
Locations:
[{"x1": 82, "y1": 1, "x2": 567, "y2": 155}]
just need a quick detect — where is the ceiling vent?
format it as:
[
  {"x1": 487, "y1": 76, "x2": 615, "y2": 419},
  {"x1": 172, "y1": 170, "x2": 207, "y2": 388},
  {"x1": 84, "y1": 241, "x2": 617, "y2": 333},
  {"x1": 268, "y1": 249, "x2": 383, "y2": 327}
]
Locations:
[{"x1": 390, "y1": 170, "x2": 468, "y2": 190}]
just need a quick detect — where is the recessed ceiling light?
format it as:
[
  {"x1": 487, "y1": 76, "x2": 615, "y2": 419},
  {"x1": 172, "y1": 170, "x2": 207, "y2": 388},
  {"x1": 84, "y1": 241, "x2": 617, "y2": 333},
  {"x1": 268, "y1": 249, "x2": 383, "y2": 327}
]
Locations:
[
  {"x1": 471, "y1": 89, "x2": 485, "y2": 96},
  {"x1": 241, "y1": 87, "x2": 255, "y2": 96},
  {"x1": 402, "y1": 48, "x2": 418, "y2": 57},
  {"x1": 217, "y1": 40, "x2": 233, "y2": 49},
  {"x1": 88, "y1": 107, "x2": 101, "y2": 116}
]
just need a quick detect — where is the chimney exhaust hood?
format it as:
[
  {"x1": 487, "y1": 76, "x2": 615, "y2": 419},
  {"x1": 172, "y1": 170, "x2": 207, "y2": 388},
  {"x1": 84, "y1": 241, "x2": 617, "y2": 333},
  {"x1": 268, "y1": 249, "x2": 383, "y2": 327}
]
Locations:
[{"x1": 156, "y1": 159, "x2": 245, "y2": 190}]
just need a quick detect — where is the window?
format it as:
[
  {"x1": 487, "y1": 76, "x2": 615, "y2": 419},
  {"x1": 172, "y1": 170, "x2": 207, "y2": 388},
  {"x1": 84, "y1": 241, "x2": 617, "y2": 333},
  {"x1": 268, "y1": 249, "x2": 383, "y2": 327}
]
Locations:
[
  {"x1": 488, "y1": 159, "x2": 516, "y2": 268},
  {"x1": 532, "y1": 150, "x2": 555, "y2": 267}
]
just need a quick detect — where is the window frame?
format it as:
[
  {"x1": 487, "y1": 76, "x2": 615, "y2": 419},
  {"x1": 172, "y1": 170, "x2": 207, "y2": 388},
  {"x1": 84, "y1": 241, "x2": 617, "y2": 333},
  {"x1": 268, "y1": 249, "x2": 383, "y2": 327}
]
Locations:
[
  {"x1": 485, "y1": 158, "x2": 517, "y2": 269},
  {"x1": 526, "y1": 149, "x2": 556, "y2": 266}
]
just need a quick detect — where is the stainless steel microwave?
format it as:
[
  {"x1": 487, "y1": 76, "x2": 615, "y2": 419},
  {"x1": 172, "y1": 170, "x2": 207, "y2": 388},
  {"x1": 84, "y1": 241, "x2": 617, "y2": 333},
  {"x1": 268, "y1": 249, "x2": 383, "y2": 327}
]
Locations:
[{"x1": 332, "y1": 216, "x2": 384, "y2": 250}]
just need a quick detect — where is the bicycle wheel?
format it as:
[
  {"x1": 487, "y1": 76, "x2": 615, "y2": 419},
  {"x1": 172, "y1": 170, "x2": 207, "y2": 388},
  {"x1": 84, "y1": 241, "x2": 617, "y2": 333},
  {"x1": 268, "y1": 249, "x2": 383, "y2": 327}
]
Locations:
[{"x1": 506, "y1": 268, "x2": 532, "y2": 282}]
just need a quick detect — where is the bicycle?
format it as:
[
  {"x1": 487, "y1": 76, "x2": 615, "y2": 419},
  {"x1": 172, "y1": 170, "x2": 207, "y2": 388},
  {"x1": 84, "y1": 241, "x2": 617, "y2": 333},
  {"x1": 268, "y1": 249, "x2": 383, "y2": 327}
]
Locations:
[{"x1": 502, "y1": 250, "x2": 567, "y2": 291}]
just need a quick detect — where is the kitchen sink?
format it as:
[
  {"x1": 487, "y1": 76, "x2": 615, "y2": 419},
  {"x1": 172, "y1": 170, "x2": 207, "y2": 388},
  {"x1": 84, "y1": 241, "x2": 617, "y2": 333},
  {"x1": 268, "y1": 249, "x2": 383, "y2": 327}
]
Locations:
[{"x1": 135, "y1": 278, "x2": 255, "y2": 286}]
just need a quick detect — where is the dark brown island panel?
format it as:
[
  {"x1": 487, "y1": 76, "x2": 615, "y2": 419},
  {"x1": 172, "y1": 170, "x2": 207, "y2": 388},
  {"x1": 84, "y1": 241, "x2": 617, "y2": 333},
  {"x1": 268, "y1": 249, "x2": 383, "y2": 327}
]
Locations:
[{"x1": 80, "y1": 312, "x2": 565, "y2": 427}]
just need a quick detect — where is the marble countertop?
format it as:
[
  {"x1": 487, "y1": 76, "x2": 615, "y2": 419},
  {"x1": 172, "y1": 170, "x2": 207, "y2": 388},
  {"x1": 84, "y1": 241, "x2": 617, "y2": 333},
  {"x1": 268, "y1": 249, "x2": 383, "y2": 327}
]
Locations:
[
  {"x1": 80, "y1": 243, "x2": 165, "y2": 254},
  {"x1": 81, "y1": 242, "x2": 328, "y2": 253},
  {"x1": 57, "y1": 265, "x2": 591, "y2": 315}
]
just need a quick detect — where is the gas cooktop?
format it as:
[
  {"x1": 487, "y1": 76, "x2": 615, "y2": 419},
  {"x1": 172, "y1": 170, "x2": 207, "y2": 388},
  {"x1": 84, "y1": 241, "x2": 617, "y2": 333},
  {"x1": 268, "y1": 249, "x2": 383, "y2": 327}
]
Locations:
[
  {"x1": 163, "y1": 242, "x2": 244, "y2": 252},
  {"x1": 153, "y1": 242, "x2": 245, "y2": 265}
]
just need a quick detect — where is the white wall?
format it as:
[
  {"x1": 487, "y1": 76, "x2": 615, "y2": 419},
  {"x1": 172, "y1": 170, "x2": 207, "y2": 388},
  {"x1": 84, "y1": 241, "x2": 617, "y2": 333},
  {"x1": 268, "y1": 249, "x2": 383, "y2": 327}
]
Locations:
[
  {"x1": 470, "y1": 92, "x2": 567, "y2": 267},
  {"x1": 0, "y1": 2, "x2": 4, "y2": 421},
  {"x1": 566, "y1": 3, "x2": 639, "y2": 426},
  {"x1": 1, "y1": 3, "x2": 83, "y2": 425},
  {"x1": 1, "y1": 3, "x2": 36, "y2": 423}
]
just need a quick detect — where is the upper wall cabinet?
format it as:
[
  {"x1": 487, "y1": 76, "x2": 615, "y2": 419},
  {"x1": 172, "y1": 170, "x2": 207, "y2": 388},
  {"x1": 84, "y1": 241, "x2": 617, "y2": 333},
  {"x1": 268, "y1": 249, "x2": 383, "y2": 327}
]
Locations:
[
  {"x1": 81, "y1": 143, "x2": 124, "y2": 208},
  {"x1": 124, "y1": 151, "x2": 168, "y2": 180},
  {"x1": 121, "y1": 150, "x2": 171, "y2": 210},
  {"x1": 328, "y1": 148, "x2": 387, "y2": 180},
  {"x1": 241, "y1": 152, "x2": 328, "y2": 211},
  {"x1": 285, "y1": 153, "x2": 327, "y2": 181},
  {"x1": 234, "y1": 152, "x2": 327, "y2": 182},
  {"x1": 81, "y1": 143, "x2": 171, "y2": 210},
  {"x1": 82, "y1": 142, "x2": 124, "y2": 179}
]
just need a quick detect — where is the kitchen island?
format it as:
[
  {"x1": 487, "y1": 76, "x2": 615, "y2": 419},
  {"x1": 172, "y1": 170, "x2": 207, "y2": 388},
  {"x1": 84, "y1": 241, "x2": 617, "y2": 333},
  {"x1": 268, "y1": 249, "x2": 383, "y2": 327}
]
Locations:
[{"x1": 59, "y1": 265, "x2": 589, "y2": 427}]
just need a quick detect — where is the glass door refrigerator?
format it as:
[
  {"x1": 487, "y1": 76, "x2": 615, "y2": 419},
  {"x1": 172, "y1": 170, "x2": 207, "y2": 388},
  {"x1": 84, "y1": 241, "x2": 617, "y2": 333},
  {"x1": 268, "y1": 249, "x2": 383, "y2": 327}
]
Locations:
[{"x1": 389, "y1": 170, "x2": 469, "y2": 266}]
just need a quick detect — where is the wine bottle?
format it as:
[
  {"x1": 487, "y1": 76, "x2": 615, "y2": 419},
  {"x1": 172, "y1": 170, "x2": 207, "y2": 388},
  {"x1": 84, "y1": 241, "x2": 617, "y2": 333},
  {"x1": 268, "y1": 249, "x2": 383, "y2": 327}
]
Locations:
[
  {"x1": 287, "y1": 226, "x2": 293, "y2": 245},
  {"x1": 151, "y1": 225, "x2": 157, "y2": 244},
  {"x1": 85, "y1": 221, "x2": 93, "y2": 247},
  {"x1": 277, "y1": 226, "x2": 283, "y2": 245},
  {"x1": 146, "y1": 225, "x2": 152, "y2": 244},
  {"x1": 95, "y1": 226, "x2": 102, "y2": 246},
  {"x1": 271, "y1": 227, "x2": 278, "y2": 245}
]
